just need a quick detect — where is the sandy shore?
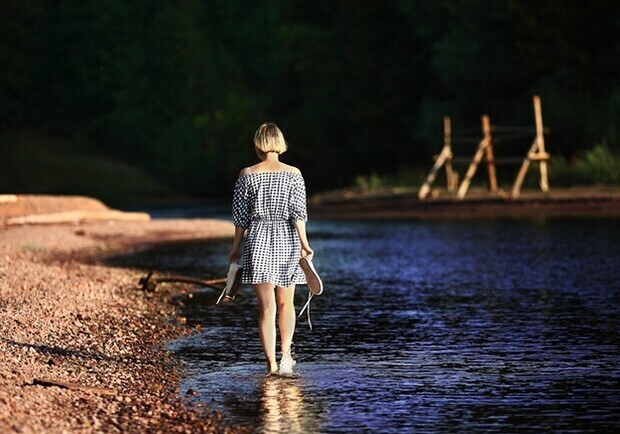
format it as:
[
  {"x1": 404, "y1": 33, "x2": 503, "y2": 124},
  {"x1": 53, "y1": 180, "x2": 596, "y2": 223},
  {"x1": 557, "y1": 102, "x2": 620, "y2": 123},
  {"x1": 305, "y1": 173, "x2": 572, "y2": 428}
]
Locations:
[{"x1": 0, "y1": 218, "x2": 238, "y2": 433}]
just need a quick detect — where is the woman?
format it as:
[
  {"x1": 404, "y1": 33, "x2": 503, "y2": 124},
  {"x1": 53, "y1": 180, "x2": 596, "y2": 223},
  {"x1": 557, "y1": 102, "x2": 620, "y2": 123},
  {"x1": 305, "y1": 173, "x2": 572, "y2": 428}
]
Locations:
[{"x1": 228, "y1": 123, "x2": 314, "y2": 375}]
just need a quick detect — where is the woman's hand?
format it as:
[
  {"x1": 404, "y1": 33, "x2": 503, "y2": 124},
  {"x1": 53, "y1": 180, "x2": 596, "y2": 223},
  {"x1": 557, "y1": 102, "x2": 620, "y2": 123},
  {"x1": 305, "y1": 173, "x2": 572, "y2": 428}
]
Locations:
[
  {"x1": 301, "y1": 245, "x2": 314, "y2": 260},
  {"x1": 228, "y1": 247, "x2": 241, "y2": 263}
]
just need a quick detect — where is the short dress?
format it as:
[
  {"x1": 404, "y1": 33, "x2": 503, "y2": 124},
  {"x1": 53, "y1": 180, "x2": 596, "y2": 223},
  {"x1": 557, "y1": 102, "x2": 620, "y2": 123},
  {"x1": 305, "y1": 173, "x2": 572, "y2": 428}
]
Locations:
[{"x1": 232, "y1": 171, "x2": 308, "y2": 287}]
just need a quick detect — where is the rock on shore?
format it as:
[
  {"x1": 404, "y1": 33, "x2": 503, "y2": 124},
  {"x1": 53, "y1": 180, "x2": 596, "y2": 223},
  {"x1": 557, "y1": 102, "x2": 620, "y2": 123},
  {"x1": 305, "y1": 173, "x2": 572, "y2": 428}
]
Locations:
[{"x1": 0, "y1": 217, "x2": 239, "y2": 433}]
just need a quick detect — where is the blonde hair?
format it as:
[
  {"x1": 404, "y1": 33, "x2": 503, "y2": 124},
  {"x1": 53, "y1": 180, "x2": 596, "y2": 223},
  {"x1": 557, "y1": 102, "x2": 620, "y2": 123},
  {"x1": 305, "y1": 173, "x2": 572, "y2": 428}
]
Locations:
[{"x1": 254, "y1": 123, "x2": 287, "y2": 158}]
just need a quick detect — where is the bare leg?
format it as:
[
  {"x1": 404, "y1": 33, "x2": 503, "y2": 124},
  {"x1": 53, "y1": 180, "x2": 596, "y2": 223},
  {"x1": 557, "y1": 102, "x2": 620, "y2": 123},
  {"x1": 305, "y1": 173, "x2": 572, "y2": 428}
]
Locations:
[
  {"x1": 276, "y1": 284, "x2": 296, "y2": 358},
  {"x1": 255, "y1": 283, "x2": 277, "y2": 373}
]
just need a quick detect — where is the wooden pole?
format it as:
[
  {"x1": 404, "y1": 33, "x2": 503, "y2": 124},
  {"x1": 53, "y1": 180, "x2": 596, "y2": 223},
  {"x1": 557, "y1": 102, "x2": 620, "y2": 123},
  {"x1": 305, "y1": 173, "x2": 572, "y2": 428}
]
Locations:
[
  {"x1": 533, "y1": 95, "x2": 549, "y2": 192},
  {"x1": 418, "y1": 145, "x2": 451, "y2": 200},
  {"x1": 511, "y1": 140, "x2": 537, "y2": 198},
  {"x1": 444, "y1": 116, "x2": 455, "y2": 192},
  {"x1": 482, "y1": 115, "x2": 497, "y2": 193},
  {"x1": 457, "y1": 115, "x2": 490, "y2": 200},
  {"x1": 457, "y1": 140, "x2": 487, "y2": 200}
]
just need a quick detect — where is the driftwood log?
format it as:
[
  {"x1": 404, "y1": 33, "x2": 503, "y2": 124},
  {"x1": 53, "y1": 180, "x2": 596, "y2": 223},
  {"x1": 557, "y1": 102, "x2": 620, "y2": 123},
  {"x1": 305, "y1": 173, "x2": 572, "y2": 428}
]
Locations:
[
  {"x1": 33, "y1": 378, "x2": 117, "y2": 395},
  {"x1": 6, "y1": 210, "x2": 150, "y2": 226},
  {"x1": 138, "y1": 271, "x2": 226, "y2": 292},
  {"x1": 0, "y1": 194, "x2": 18, "y2": 204}
]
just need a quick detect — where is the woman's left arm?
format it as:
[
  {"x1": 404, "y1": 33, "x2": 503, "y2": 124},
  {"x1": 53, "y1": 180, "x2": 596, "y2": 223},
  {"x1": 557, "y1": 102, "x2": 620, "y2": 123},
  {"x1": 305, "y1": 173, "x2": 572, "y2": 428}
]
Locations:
[
  {"x1": 291, "y1": 172, "x2": 312, "y2": 258},
  {"x1": 230, "y1": 171, "x2": 250, "y2": 263},
  {"x1": 294, "y1": 220, "x2": 313, "y2": 259},
  {"x1": 228, "y1": 226, "x2": 245, "y2": 263}
]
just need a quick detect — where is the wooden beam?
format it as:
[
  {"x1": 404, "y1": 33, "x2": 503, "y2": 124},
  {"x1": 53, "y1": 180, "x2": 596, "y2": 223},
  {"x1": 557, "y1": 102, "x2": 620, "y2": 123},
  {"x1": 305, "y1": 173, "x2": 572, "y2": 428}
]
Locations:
[
  {"x1": 482, "y1": 115, "x2": 497, "y2": 192},
  {"x1": 528, "y1": 152, "x2": 551, "y2": 161}
]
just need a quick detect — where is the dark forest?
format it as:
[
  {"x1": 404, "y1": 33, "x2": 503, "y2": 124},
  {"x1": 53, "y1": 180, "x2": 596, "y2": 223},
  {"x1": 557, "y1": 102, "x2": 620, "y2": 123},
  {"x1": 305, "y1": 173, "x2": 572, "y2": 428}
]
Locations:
[{"x1": 1, "y1": 0, "x2": 618, "y2": 200}]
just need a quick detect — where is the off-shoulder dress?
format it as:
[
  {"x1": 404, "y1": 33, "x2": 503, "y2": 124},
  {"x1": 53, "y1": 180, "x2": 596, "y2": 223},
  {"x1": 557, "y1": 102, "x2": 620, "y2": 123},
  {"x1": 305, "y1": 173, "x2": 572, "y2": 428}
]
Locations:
[{"x1": 232, "y1": 170, "x2": 308, "y2": 287}]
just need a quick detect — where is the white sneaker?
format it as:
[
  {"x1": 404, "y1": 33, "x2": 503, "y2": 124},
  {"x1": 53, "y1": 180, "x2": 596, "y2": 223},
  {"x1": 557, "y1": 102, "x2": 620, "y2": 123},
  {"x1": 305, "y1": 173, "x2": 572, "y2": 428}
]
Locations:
[
  {"x1": 216, "y1": 263, "x2": 243, "y2": 305},
  {"x1": 299, "y1": 257, "x2": 323, "y2": 295},
  {"x1": 278, "y1": 353, "x2": 297, "y2": 375}
]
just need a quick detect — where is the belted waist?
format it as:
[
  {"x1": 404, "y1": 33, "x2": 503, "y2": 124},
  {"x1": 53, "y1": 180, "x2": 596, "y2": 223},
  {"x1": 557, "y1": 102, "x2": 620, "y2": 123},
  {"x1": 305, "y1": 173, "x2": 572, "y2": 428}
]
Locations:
[{"x1": 251, "y1": 217, "x2": 289, "y2": 223}]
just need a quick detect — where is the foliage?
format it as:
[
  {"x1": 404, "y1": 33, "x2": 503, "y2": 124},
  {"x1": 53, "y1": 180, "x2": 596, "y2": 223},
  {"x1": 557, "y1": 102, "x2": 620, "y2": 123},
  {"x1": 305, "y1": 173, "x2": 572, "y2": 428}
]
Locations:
[
  {"x1": 1, "y1": 0, "x2": 619, "y2": 198},
  {"x1": 0, "y1": 131, "x2": 172, "y2": 204},
  {"x1": 355, "y1": 172, "x2": 384, "y2": 191},
  {"x1": 550, "y1": 144, "x2": 620, "y2": 186}
]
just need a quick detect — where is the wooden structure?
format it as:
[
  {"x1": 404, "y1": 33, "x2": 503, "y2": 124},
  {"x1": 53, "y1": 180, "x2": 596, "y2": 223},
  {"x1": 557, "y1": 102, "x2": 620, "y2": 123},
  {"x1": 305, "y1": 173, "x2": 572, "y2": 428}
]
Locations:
[
  {"x1": 418, "y1": 115, "x2": 497, "y2": 200},
  {"x1": 418, "y1": 95, "x2": 550, "y2": 200}
]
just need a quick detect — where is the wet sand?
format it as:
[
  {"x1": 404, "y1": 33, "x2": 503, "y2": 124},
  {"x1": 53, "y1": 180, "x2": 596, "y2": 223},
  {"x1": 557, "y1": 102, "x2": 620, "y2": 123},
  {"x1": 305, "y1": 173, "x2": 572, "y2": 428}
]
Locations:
[{"x1": 0, "y1": 216, "x2": 240, "y2": 433}]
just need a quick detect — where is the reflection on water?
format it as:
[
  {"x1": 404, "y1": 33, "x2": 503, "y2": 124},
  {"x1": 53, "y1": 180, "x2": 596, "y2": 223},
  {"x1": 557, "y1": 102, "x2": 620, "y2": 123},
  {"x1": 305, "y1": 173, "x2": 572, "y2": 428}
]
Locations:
[
  {"x1": 108, "y1": 218, "x2": 620, "y2": 433},
  {"x1": 259, "y1": 376, "x2": 315, "y2": 433}
]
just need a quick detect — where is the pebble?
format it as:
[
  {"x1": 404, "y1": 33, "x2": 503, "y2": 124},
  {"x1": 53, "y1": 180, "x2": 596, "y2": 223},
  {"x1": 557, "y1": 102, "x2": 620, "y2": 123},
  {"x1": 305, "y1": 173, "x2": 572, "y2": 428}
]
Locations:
[{"x1": 0, "y1": 218, "x2": 236, "y2": 433}]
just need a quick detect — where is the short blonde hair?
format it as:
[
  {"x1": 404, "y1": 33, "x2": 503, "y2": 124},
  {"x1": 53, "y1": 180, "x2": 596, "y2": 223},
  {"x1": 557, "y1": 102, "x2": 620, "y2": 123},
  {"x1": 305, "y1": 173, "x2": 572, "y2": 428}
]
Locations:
[{"x1": 254, "y1": 123, "x2": 287, "y2": 158}]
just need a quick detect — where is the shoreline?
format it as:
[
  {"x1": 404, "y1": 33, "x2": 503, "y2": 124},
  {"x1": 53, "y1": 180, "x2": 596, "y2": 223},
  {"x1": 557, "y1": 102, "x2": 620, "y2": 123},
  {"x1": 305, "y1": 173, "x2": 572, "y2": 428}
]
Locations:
[
  {"x1": 309, "y1": 186, "x2": 620, "y2": 219},
  {"x1": 0, "y1": 218, "x2": 238, "y2": 433}
]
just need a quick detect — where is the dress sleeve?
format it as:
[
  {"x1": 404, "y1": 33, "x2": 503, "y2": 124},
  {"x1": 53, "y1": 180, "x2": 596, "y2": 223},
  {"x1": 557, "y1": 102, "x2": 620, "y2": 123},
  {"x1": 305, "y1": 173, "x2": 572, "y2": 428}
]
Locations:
[
  {"x1": 290, "y1": 175, "x2": 308, "y2": 222},
  {"x1": 232, "y1": 176, "x2": 250, "y2": 228}
]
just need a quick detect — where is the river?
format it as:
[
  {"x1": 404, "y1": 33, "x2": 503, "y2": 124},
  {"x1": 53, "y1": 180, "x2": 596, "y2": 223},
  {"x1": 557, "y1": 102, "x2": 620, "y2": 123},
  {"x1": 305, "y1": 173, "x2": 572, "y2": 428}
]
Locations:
[{"x1": 109, "y1": 216, "x2": 620, "y2": 433}]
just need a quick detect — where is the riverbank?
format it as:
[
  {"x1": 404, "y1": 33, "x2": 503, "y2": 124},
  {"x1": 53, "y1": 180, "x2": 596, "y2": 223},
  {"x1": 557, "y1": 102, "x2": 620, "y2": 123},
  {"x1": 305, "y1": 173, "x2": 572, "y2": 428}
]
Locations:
[
  {"x1": 0, "y1": 212, "x2": 237, "y2": 433},
  {"x1": 309, "y1": 186, "x2": 620, "y2": 219}
]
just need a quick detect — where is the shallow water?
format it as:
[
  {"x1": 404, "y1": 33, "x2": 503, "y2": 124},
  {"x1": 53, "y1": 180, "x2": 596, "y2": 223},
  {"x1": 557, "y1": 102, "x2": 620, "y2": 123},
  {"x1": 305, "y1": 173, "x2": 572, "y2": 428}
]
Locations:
[{"x1": 110, "y1": 218, "x2": 620, "y2": 433}]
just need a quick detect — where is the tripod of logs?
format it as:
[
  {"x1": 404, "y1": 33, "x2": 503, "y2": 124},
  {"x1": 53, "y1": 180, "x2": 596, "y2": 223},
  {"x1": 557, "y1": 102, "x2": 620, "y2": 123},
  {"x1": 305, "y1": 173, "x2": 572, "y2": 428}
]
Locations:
[{"x1": 418, "y1": 95, "x2": 551, "y2": 200}]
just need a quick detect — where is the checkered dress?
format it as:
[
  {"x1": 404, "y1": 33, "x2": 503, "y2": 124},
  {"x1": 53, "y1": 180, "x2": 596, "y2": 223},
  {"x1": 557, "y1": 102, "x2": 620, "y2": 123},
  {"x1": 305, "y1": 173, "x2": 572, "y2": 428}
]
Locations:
[{"x1": 232, "y1": 171, "x2": 308, "y2": 287}]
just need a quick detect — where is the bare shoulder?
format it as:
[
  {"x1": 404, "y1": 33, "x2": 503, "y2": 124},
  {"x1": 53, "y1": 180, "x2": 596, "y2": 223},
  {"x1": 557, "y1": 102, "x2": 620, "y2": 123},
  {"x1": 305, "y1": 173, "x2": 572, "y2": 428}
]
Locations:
[
  {"x1": 239, "y1": 167, "x2": 252, "y2": 177},
  {"x1": 284, "y1": 164, "x2": 302, "y2": 175}
]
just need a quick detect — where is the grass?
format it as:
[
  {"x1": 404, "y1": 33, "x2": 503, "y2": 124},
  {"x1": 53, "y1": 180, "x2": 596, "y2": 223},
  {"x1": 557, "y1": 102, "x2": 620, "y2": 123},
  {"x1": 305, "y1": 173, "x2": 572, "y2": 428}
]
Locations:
[
  {"x1": 354, "y1": 167, "x2": 428, "y2": 192},
  {"x1": 0, "y1": 130, "x2": 174, "y2": 205}
]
